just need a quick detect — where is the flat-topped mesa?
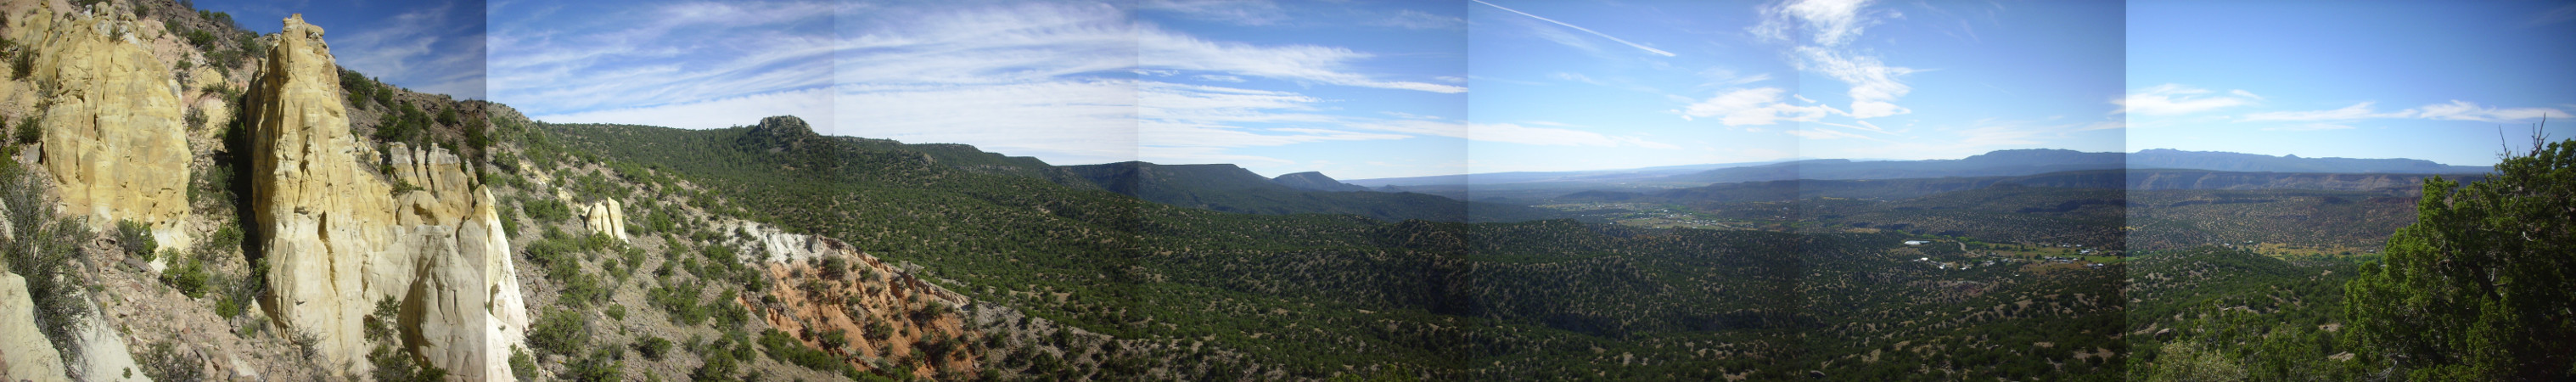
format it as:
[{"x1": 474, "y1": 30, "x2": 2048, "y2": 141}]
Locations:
[
  {"x1": 244, "y1": 14, "x2": 527, "y2": 380},
  {"x1": 8, "y1": 1, "x2": 194, "y2": 248}
]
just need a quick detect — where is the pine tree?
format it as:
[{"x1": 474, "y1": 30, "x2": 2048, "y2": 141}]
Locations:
[{"x1": 2346, "y1": 130, "x2": 2575, "y2": 380}]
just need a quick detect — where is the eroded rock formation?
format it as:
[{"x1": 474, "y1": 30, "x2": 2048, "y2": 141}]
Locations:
[
  {"x1": 243, "y1": 14, "x2": 525, "y2": 379},
  {"x1": 583, "y1": 198, "x2": 626, "y2": 242},
  {"x1": 8, "y1": 2, "x2": 192, "y2": 247}
]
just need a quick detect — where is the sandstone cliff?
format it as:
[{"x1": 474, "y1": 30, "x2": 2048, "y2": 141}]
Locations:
[
  {"x1": 242, "y1": 14, "x2": 525, "y2": 379},
  {"x1": 8, "y1": 2, "x2": 192, "y2": 247}
]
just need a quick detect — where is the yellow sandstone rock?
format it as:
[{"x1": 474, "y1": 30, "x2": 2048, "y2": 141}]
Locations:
[
  {"x1": 10, "y1": 2, "x2": 193, "y2": 247},
  {"x1": 244, "y1": 14, "x2": 525, "y2": 379}
]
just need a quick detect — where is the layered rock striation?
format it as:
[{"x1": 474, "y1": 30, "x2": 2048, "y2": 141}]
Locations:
[{"x1": 243, "y1": 14, "x2": 525, "y2": 379}]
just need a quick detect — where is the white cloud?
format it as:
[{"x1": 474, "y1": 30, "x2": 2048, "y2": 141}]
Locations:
[
  {"x1": 2115, "y1": 84, "x2": 2259, "y2": 115},
  {"x1": 1140, "y1": 28, "x2": 1466, "y2": 93},
  {"x1": 2239, "y1": 102, "x2": 2415, "y2": 121},
  {"x1": 1139, "y1": 0, "x2": 1286, "y2": 25},
  {"x1": 1786, "y1": 127, "x2": 1871, "y2": 140},
  {"x1": 2236, "y1": 100, "x2": 2563, "y2": 124},
  {"x1": 491, "y1": 0, "x2": 841, "y2": 121},
  {"x1": 1754, "y1": 0, "x2": 1895, "y2": 48},
  {"x1": 1797, "y1": 47, "x2": 1915, "y2": 118},
  {"x1": 1473, "y1": 0, "x2": 1675, "y2": 57},
  {"x1": 1748, "y1": 0, "x2": 1914, "y2": 120},
  {"x1": 1374, "y1": 9, "x2": 1463, "y2": 30},
  {"x1": 334, "y1": 0, "x2": 484, "y2": 98},
  {"x1": 1676, "y1": 87, "x2": 1842, "y2": 126},
  {"x1": 2413, "y1": 100, "x2": 2567, "y2": 122},
  {"x1": 1193, "y1": 74, "x2": 1246, "y2": 82},
  {"x1": 2262, "y1": 123, "x2": 2355, "y2": 132},
  {"x1": 538, "y1": 87, "x2": 834, "y2": 130}
]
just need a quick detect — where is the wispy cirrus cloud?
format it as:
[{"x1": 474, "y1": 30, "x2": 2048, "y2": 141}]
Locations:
[
  {"x1": 1140, "y1": 28, "x2": 1466, "y2": 93},
  {"x1": 2114, "y1": 84, "x2": 2259, "y2": 115},
  {"x1": 2239, "y1": 101, "x2": 2414, "y2": 121},
  {"x1": 2237, "y1": 100, "x2": 2564, "y2": 124},
  {"x1": 2413, "y1": 100, "x2": 2567, "y2": 122},
  {"x1": 323, "y1": 0, "x2": 485, "y2": 98},
  {"x1": 1473, "y1": 0, "x2": 1675, "y2": 57},
  {"x1": 1675, "y1": 87, "x2": 1843, "y2": 126},
  {"x1": 490, "y1": 0, "x2": 838, "y2": 128}
]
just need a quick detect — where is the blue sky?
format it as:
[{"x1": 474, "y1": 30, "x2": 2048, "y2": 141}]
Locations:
[
  {"x1": 197, "y1": 0, "x2": 486, "y2": 98},
  {"x1": 2127, "y1": 0, "x2": 2576, "y2": 166},
  {"x1": 214, "y1": 0, "x2": 2573, "y2": 179}
]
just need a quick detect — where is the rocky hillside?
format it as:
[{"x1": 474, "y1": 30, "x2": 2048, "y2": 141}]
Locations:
[{"x1": 0, "y1": 2, "x2": 1215, "y2": 381}]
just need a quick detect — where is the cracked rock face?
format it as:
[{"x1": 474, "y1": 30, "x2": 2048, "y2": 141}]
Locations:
[
  {"x1": 244, "y1": 14, "x2": 525, "y2": 379},
  {"x1": 11, "y1": 2, "x2": 194, "y2": 247}
]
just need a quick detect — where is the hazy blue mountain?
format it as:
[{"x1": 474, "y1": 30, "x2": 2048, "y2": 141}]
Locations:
[
  {"x1": 1060, "y1": 161, "x2": 1567, "y2": 222},
  {"x1": 1270, "y1": 171, "x2": 1371, "y2": 192},
  {"x1": 2128, "y1": 149, "x2": 2489, "y2": 173}
]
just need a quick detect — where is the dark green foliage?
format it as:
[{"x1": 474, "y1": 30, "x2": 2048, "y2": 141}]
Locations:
[
  {"x1": 367, "y1": 298, "x2": 450, "y2": 382},
  {"x1": 162, "y1": 254, "x2": 210, "y2": 299},
  {"x1": 563, "y1": 349, "x2": 621, "y2": 382},
  {"x1": 508, "y1": 346, "x2": 536, "y2": 382},
  {"x1": 2347, "y1": 137, "x2": 2576, "y2": 380},
  {"x1": 818, "y1": 256, "x2": 848, "y2": 280},
  {"x1": 375, "y1": 102, "x2": 432, "y2": 144},
  {"x1": 759, "y1": 329, "x2": 849, "y2": 373},
  {"x1": 635, "y1": 336, "x2": 673, "y2": 360},
  {"x1": 10, "y1": 49, "x2": 32, "y2": 80},
  {"x1": 137, "y1": 341, "x2": 206, "y2": 382},
  {"x1": 184, "y1": 30, "x2": 216, "y2": 49},
  {"x1": 648, "y1": 280, "x2": 710, "y2": 325},
  {"x1": 523, "y1": 197, "x2": 573, "y2": 222},
  {"x1": 115, "y1": 219, "x2": 156, "y2": 260},
  {"x1": 13, "y1": 114, "x2": 37, "y2": 145},
  {"x1": 529, "y1": 309, "x2": 590, "y2": 357},
  {"x1": 3, "y1": 161, "x2": 96, "y2": 369}
]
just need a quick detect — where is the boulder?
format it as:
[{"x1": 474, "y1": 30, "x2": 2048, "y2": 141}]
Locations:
[{"x1": 584, "y1": 198, "x2": 626, "y2": 242}]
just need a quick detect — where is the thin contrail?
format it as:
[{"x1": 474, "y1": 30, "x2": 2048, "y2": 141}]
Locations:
[{"x1": 1472, "y1": 0, "x2": 1675, "y2": 57}]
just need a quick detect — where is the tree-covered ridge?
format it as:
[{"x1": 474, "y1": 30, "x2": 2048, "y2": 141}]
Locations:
[{"x1": 515, "y1": 115, "x2": 2161, "y2": 379}]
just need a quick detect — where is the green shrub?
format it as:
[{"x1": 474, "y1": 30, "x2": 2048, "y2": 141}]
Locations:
[
  {"x1": 163, "y1": 255, "x2": 210, "y2": 299},
  {"x1": 758, "y1": 329, "x2": 847, "y2": 373},
  {"x1": 508, "y1": 346, "x2": 536, "y2": 381},
  {"x1": 12, "y1": 115, "x2": 37, "y2": 144},
  {"x1": 137, "y1": 341, "x2": 205, "y2": 382},
  {"x1": 635, "y1": 336, "x2": 673, "y2": 360},
  {"x1": 524, "y1": 198, "x2": 573, "y2": 222},
  {"x1": 115, "y1": 219, "x2": 157, "y2": 259},
  {"x1": 528, "y1": 310, "x2": 589, "y2": 357},
  {"x1": 367, "y1": 297, "x2": 449, "y2": 381},
  {"x1": 564, "y1": 349, "x2": 621, "y2": 382}
]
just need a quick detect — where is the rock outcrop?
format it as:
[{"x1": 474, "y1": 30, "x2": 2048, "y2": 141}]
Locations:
[
  {"x1": 243, "y1": 14, "x2": 525, "y2": 379},
  {"x1": 9, "y1": 2, "x2": 193, "y2": 247},
  {"x1": 0, "y1": 273, "x2": 71, "y2": 382},
  {"x1": 583, "y1": 199, "x2": 626, "y2": 242}
]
